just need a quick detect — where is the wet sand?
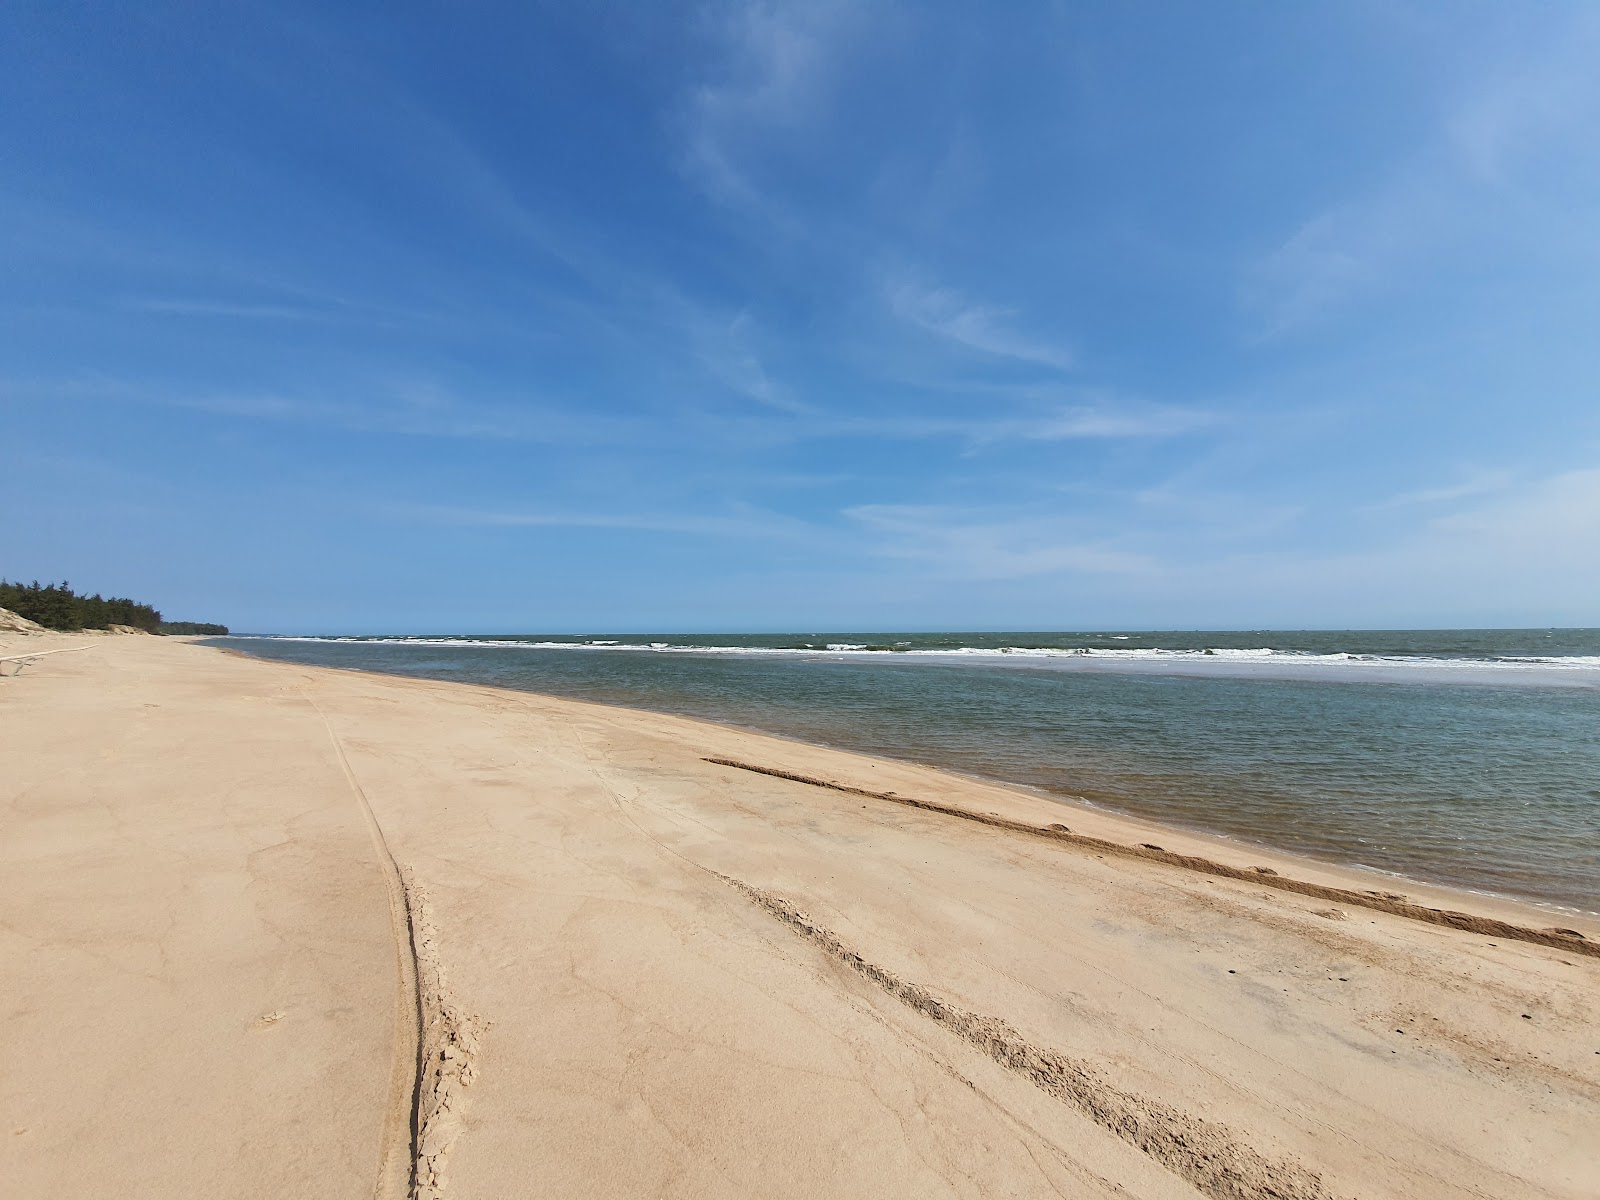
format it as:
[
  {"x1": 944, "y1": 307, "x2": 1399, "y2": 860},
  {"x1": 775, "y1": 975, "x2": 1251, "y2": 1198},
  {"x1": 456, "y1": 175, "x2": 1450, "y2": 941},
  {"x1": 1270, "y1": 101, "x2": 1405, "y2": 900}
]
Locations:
[{"x1": 3, "y1": 633, "x2": 1597, "y2": 1198}]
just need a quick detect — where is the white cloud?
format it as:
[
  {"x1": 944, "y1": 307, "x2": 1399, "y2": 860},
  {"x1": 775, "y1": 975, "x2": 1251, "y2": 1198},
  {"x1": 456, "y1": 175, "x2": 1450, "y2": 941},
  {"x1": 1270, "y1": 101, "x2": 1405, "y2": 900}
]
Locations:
[
  {"x1": 2, "y1": 376, "x2": 649, "y2": 446},
  {"x1": 1245, "y1": 12, "x2": 1600, "y2": 335},
  {"x1": 395, "y1": 502, "x2": 820, "y2": 544},
  {"x1": 1425, "y1": 465, "x2": 1600, "y2": 553},
  {"x1": 681, "y1": 0, "x2": 864, "y2": 212},
  {"x1": 123, "y1": 297, "x2": 335, "y2": 321},
  {"x1": 1447, "y1": 18, "x2": 1600, "y2": 184},
  {"x1": 831, "y1": 465, "x2": 1600, "y2": 621},
  {"x1": 886, "y1": 277, "x2": 1073, "y2": 369},
  {"x1": 844, "y1": 403, "x2": 1212, "y2": 444},
  {"x1": 1245, "y1": 202, "x2": 1397, "y2": 335},
  {"x1": 845, "y1": 504, "x2": 1155, "y2": 580},
  {"x1": 1129, "y1": 486, "x2": 1304, "y2": 544},
  {"x1": 1367, "y1": 470, "x2": 1513, "y2": 511},
  {"x1": 1161, "y1": 465, "x2": 1600, "y2": 625},
  {"x1": 1008, "y1": 407, "x2": 1208, "y2": 439},
  {"x1": 684, "y1": 308, "x2": 812, "y2": 414}
]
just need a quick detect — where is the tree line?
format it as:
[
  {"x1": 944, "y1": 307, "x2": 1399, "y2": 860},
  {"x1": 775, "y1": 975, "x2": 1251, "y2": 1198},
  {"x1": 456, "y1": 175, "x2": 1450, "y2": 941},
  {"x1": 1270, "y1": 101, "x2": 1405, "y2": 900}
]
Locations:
[{"x1": 0, "y1": 580, "x2": 228, "y2": 635}]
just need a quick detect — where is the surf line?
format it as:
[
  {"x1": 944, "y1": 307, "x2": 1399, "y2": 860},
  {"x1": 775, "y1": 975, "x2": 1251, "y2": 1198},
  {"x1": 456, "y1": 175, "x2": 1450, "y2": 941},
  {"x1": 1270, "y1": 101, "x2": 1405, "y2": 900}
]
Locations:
[{"x1": 704, "y1": 757, "x2": 1597, "y2": 959}]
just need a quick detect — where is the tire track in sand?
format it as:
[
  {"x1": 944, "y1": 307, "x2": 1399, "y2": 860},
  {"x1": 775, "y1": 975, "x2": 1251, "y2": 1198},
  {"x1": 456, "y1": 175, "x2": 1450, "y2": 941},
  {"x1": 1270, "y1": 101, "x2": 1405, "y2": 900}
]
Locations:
[
  {"x1": 718, "y1": 873, "x2": 1338, "y2": 1200},
  {"x1": 303, "y1": 688, "x2": 480, "y2": 1200}
]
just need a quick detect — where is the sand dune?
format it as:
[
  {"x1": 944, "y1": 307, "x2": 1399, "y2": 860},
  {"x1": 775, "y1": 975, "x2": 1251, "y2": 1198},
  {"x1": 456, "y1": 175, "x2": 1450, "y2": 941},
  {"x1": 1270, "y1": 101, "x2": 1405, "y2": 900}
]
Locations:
[
  {"x1": 0, "y1": 607, "x2": 47, "y2": 634},
  {"x1": 3, "y1": 635, "x2": 1597, "y2": 1198}
]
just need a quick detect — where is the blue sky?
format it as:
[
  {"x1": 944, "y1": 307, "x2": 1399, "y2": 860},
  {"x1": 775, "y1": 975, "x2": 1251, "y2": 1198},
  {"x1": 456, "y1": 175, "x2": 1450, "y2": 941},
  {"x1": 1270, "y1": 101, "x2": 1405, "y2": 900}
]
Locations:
[{"x1": 4, "y1": 1, "x2": 1598, "y2": 633}]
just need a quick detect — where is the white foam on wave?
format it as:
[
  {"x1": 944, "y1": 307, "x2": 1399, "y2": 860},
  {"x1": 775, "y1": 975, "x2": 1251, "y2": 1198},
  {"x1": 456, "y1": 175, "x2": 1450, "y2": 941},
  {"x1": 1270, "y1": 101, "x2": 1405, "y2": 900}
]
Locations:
[{"x1": 236, "y1": 635, "x2": 1600, "y2": 675}]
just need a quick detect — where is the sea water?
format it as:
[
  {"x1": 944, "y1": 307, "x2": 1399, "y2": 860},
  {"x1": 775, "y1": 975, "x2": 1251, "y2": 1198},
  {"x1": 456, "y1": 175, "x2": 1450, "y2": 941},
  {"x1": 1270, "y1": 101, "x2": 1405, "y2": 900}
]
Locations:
[{"x1": 219, "y1": 630, "x2": 1600, "y2": 913}]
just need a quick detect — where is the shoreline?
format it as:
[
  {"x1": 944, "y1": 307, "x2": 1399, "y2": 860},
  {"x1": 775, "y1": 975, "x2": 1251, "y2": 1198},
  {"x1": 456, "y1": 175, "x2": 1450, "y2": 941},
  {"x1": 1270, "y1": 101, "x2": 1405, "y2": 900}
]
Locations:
[
  {"x1": 704, "y1": 755, "x2": 1600, "y2": 955},
  {"x1": 7, "y1": 633, "x2": 1598, "y2": 1199},
  {"x1": 219, "y1": 639, "x2": 1600, "y2": 925}
]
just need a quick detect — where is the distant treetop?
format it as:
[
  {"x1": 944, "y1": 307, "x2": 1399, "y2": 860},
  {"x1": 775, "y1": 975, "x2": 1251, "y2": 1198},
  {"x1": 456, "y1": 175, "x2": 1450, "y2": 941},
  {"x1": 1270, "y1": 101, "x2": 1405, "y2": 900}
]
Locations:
[{"x1": 0, "y1": 579, "x2": 227, "y2": 635}]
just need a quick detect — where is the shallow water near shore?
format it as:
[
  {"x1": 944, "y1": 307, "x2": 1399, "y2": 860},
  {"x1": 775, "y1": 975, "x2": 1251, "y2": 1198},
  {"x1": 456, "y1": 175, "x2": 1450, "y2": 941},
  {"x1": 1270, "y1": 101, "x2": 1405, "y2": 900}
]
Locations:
[{"x1": 219, "y1": 629, "x2": 1600, "y2": 913}]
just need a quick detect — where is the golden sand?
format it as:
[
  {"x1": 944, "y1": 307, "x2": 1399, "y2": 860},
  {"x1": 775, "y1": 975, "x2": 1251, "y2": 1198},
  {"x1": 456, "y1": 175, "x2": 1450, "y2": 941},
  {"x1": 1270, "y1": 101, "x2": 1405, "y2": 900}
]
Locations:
[{"x1": 4, "y1": 634, "x2": 1596, "y2": 1198}]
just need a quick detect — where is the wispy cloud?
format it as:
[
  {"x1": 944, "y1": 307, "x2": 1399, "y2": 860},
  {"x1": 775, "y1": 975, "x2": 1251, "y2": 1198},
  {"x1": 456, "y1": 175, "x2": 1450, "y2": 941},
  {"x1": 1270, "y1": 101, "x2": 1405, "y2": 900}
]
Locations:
[
  {"x1": 680, "y1": 0, "x2": 864, "y2": 215},
  {"x1": 1245, "y1": 202, "x2": 1396, "y2": 336},
  {"x1": 886, "y1": 276, "x2": 1073, "y2": 369},
  {"x1": 682, "y1": 307, "x2": 813, "y2": 414},
  {"x1": 995, "y1": 406, "x2": 1208, "y2": 439},
  {"x1": 1447, "y1": 17, "x2": 1600, "y2": 185},
  {"x1": 6, "y1": 369, "x2": 1208, "y2": 457},
  {"x1": 1179, "y1": 464, "x2": 1600, "y2": 625},
  {"x1": 1244, "y1": 11, "x2": 1600, "y2": 336},
  {"x1": 1, "y1": 376, "x2": 653, "y2": 446},
  {"x1": 845, "y1": 403, "x2": 1212, "y2": 444},
  {"x1": 1367, "y1": 470, "x2": 1513, "y2": 511},
  {"x1": 846, "y1": 504, "x2": 1155, "y2": 579},
  {"x1": 394, "y1": 501, "x2": 821, "y2": 543},
  {"x1": 1129, "y1": 486, "x2": 1304, "y2": 544},
  {"x1": 1424, "y1": 465, "x2": 1600, "y2": 550},
  {"x1": 122, "y1": 297, "x2": 340, "y2": 321}
]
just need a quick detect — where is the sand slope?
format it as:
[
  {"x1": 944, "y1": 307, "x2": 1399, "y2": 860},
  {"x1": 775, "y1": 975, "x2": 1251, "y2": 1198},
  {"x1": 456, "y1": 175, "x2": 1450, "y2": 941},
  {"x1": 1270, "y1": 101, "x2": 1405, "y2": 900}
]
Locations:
[
  {"x1": 0, "y1": 607, "x2": 47, "y2": 634},
  {"x1": 3, "y1": 636, "x2": 1596, "y2": 1199}
]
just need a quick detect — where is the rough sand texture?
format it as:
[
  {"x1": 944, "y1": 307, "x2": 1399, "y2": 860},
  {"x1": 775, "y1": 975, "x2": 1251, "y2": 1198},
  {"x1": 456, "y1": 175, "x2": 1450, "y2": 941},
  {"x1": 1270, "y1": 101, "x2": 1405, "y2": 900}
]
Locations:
[
  {"x1": 0, "y1": 606, "x2": 47, "y2": 634},
  {"x1": 3, "y1": 635, "x2": 1597, "y2": 1199}
]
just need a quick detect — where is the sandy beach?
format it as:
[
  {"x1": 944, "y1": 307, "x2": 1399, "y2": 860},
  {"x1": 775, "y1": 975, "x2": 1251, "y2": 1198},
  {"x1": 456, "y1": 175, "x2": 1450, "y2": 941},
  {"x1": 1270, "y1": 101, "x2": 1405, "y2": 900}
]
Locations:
[{"x1": 3, "y1": 633, "x2": 1597, "y2": 1200}]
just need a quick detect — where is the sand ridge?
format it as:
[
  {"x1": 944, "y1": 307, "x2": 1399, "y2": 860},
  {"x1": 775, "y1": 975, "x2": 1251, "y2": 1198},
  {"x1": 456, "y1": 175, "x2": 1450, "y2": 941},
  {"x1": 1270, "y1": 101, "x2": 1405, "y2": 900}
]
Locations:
[
  {"x1": 404, "y1": 867, "x2": 484, "y2": 1199},
  {"x1": 704, "y1": 756, "x2": 1600, "y2": 958},
  {"x1": 300, "y1": 685, "x2": 424, "y2": 1198},
  {"x1": 303, "y1": 683, "x2": 484, "y2": 1200},
  {"x1": 717, "y1": 873, "x2": 1335, "y2": 1200}
]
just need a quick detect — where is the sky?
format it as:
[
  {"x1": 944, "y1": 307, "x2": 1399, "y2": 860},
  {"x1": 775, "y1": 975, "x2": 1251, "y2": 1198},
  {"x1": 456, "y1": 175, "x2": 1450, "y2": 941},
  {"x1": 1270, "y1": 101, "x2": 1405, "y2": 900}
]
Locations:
[{"x1": 3, "y1": 1, "x2": 1599, "y2": 633}]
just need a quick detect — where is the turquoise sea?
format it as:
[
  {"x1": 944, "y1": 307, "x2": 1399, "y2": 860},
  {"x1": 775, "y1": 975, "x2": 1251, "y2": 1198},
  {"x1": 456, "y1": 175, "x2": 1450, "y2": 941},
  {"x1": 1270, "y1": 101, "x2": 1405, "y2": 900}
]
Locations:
[{"x1": 219, "y1": 629, "x2": 1600, "y2": 913}]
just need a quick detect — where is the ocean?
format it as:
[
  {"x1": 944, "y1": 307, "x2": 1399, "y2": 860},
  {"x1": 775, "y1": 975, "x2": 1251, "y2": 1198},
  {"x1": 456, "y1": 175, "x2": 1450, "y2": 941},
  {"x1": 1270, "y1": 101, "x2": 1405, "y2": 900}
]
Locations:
[{"x1": 217, "y1": 629, "x2": 1600, "y2": 914}]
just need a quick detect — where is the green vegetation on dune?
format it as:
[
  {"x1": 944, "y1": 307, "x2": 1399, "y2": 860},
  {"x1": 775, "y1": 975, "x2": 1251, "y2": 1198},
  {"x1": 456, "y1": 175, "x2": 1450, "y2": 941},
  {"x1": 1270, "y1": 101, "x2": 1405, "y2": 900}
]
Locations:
[{"x1": 0, "y1": 580, "x2": 227, "y2": 635}]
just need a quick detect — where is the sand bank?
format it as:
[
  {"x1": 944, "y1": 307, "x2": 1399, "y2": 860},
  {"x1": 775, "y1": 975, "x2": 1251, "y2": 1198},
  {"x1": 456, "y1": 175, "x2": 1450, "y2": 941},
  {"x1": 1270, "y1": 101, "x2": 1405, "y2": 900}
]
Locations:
[{"x1": 3, "y1": 634, "x2": 1597, "y2": 1198}]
